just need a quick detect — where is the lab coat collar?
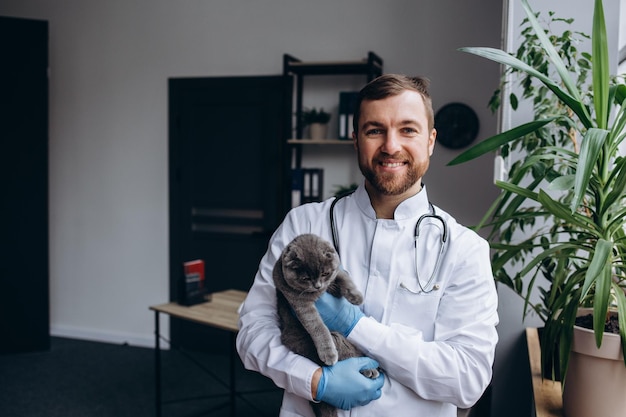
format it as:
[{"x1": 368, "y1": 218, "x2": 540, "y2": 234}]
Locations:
[{"x1": 354, "y1": 182, "x2": 431, "y2": 221}]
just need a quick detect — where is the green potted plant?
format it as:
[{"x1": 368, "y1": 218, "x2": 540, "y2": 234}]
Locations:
[
  {"x1": 332, "y1": 183, "x2": 358, "y2": 198},
  {"x1": 301, "y1": 107, "x2": 331, "y2": 139},
  {"x1": 448, "y1": 0, "x2": 626, "y2": 415}
]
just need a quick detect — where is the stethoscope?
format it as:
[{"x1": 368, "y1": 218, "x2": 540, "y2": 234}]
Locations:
[{"x1": 329, "y1": 190, "x2": 448, "y2": 294}]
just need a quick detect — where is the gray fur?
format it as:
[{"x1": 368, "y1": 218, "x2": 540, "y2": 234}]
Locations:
[{"x1": 273, "y1": 234, "x2": 379, "y2": 417}]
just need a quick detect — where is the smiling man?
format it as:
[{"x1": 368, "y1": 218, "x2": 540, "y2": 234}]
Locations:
[
  {"x1": 354, "y1": 79, "x2": 436, "y2": 219},
  {"x1": 237, "y1": 74, "x2": 499, "y2": 417}
]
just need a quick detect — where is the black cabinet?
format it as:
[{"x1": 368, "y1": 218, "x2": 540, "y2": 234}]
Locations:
[
  {"x1": 0, "y1": 16, "x2": 50, "y2": 353},
  {"x1": 168, "y1": 76, "x2": 291, "y2": 351}
]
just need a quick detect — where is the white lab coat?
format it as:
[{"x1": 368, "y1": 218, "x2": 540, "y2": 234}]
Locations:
[{"x1": 236, "y1": 184, "x2": 499, "y2": 417}]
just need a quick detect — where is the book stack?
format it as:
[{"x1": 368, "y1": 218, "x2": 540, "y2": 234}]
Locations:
[{"x1": 338, "y1": 91, "x2": 359, "y2": 140}]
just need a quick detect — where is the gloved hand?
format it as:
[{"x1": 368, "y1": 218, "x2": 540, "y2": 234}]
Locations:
[
  {"x1": 316, "y1": 357, "x2": 384, "y2": 410},
  {"x1": 315, "y1": 292, "x2": 364, "y2": 337}
]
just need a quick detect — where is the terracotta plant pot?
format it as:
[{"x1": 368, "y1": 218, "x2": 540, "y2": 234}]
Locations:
[{"x1": 562, "y1": 308, "x2": 626, "y2": 417}]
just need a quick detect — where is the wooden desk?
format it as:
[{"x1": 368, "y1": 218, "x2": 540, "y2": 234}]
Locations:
[
  {"x1": 526, "y1": 328, "x2": 563, "y2": 417},
  {"x1": 151, "y1": 289, "x2": 245, "y2": 332},
  {"x1": 150, "y1": 290, "x2": 247, "y2": 417}
]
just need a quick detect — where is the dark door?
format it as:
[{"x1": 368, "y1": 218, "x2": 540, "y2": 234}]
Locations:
[
  {"x1": 0, "y1": 16, "x2": 49, "y2": 353},
  {"x1": 169, "y1": 76, "x2": 291, "y2": 350}
]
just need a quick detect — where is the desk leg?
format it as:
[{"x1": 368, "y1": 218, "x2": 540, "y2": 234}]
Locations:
[
  {"x1": 230, "y1": 332, "x2": 236, "y2": 417},
  {"x1": 155, "y1": 311, "x2": 162, "y2": 417}
]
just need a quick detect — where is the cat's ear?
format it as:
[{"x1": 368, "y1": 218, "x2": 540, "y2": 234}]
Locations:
[
  {"x1": 323, "y1": 247, "x2": 336, "y2": 260},
  {"x1": 284, "y1": 258, "x2": 302, "y2": 269},
  {"x1": 284, "y1": 244, "x2": 295, "y2": 258},
  {"x1": 284, "y1": 247, "x2": 303, "y2": 268}
]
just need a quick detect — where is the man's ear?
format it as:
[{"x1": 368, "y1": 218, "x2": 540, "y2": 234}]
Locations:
[
  {"x1": 352, "y1": 131, "x2": 358, "y2": 151},
  {"x1": 429, "y1": 128, "x2": 437, "y2": 156}
]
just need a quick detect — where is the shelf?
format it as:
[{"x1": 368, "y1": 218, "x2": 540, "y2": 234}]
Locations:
[
  {"x1": 283, "y1": 52, "x2": 383, "y2": 77},
  {"x1": 283, "y1": 52, "x2": 384, "y2": 143},
  {"x1": 287, "y1": 139, "x2": 353, "y2": 145},
  {"x1": 282, "y1": 51, "x2": 383, "y2": 205}
]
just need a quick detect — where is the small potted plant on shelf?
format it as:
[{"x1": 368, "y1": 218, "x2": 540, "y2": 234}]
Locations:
[
  {"x1": 333, "y1": 183, "x2": 359, "y2": 198},
  {"x1": 448, "y1": 1, "x2": 626, "y2": 416},
  {"x1": 301, "y1": 107, "x2": 331, "y2": 140}
]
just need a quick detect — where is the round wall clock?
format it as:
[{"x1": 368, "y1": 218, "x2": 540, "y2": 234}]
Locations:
[{"x1": 434, "y1": 102, "x2": 479, "y2": 149}]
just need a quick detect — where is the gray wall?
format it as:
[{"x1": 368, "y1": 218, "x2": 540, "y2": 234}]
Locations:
[
  {"x1": 0, "y1": 0, "x2": 502, "y2": 346},
  {"x1": 0, "y1": 0, "x2": 521, "y2": 414}
]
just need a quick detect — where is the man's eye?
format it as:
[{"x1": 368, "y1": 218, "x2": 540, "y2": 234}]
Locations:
[
  {"x1": 401, "y1": 127, "x2": 418, "y2": 135},
  {"x1": 365, "y1": 129, "x2": 383, "y2": 136}
]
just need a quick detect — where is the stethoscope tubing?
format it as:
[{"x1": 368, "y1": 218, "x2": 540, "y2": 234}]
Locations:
[{"x1": 330, "y1": 191, "x2": 448, "y2": 293}]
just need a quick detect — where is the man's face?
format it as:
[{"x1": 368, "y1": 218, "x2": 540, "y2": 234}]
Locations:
[{"x1": 353, "y1": 90, "x2": 436, "y2": 198}]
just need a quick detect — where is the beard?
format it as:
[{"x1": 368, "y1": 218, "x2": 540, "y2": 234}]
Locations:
[{"x1": 358, "y1": 151, "x2": 429, "y2": 196}]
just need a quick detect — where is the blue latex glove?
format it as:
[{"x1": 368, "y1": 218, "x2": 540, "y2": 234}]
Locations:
[
  {"x1": 316, "y1": 357, "x2": 384, "y2": 410},
  {"x1": 315, "y1": 292, "x2": 364, "y2": 337}
]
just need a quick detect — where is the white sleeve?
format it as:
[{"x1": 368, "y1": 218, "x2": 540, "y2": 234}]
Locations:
[
  {"x1": 235, "y1": 209, "x2": 320, "y2": 401},
  {"x1": 348, "y1": 238, "x2": 499, "y2": 409}
]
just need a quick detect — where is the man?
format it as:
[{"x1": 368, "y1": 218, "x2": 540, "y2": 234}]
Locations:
[{"x1": 236, "y1": 74, "x2": 498, "y2": 416}]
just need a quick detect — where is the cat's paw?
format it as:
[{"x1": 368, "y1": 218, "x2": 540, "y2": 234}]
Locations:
[
  {"x1": 344, "y1": 289, "x2": 363, "y2": 305},
  {"x1": 318, "y1": 347, "x2": 339, "y2": 366},
  {"x1": 360, "y1": 367, "x2": 381, "y2": 379}
]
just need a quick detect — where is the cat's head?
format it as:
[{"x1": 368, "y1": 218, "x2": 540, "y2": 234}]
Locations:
[{"x1": 282, "y1": 234, "x2": 340, "y2": 294}]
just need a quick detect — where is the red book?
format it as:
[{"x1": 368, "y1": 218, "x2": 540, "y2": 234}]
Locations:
[{"x1": 181, "y1": 259, "x2": 207, "y2": 305}]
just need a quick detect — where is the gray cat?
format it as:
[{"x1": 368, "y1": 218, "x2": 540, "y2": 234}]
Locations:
[{"x1": 273, "y1": 233, "x2": 379, "y2": 417}]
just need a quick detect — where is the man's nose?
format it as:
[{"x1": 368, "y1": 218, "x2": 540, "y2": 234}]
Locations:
[{"x1": 381, "y1": 132, "x2": 402, "y2": 154}]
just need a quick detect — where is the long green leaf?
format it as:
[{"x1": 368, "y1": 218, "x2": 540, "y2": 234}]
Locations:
[
  {"x1": 593, "y1": 264, "x2": 612, "y2": 347},
  {"x1": 616, "y1": 84, "x2": 626, "y2": 106},
  {"x1": 538, "y1": 190, "x2": 597, "y2": 232},
  {"x1": 571, "y1": 128, "x2": 609, "y2": 212},
  {"x1": 609, "y1": 98, "x2": 626, "y2": 152},
  {"x1": 592, "y1": 0, "x2": 610, "y2": 129},
  {"x1": 517, "y1": 242, "x2": 583, "y2": 278},
  {"x1": 581, "y1": 238, "x2": 612, "y2": 298},
  {"x1": 470, "y1": 193, "x2": 501, "y2": 232},
  {"x1": 521, "y1": 0, "x2": 584, "y2": 105},
  {"x1": 603, "y1": 156, "x2": 626, "y2": 213},
  {"x1": 558, "y1": 298, "x2": 580, "y2": 382},
  {"x1": 549, "y1": 175, "x2": 575, "y2": 191},
  {"x1": 579, "y1": 238, "x2": 613, "y2": 348},
  {"x1": 447, "y1": 118, "x2": 554, "y2": 166},
  {"x1": 489, "y1": 170, "x2": 544, "y2": 230},
  {"x1": 612, "y1": 282, "x2": 626, "y2": 365},
  {"x1": 495, "y1": 180, "x2": 539, "y2": 202},
  {"x1": 458, "y1": 47, "x2": 592, "y2": 128}
]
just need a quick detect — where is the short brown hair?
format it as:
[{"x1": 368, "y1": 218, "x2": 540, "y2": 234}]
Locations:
[{"x1": 352, "y1": 74, "x2": 434, "y2": 133}]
